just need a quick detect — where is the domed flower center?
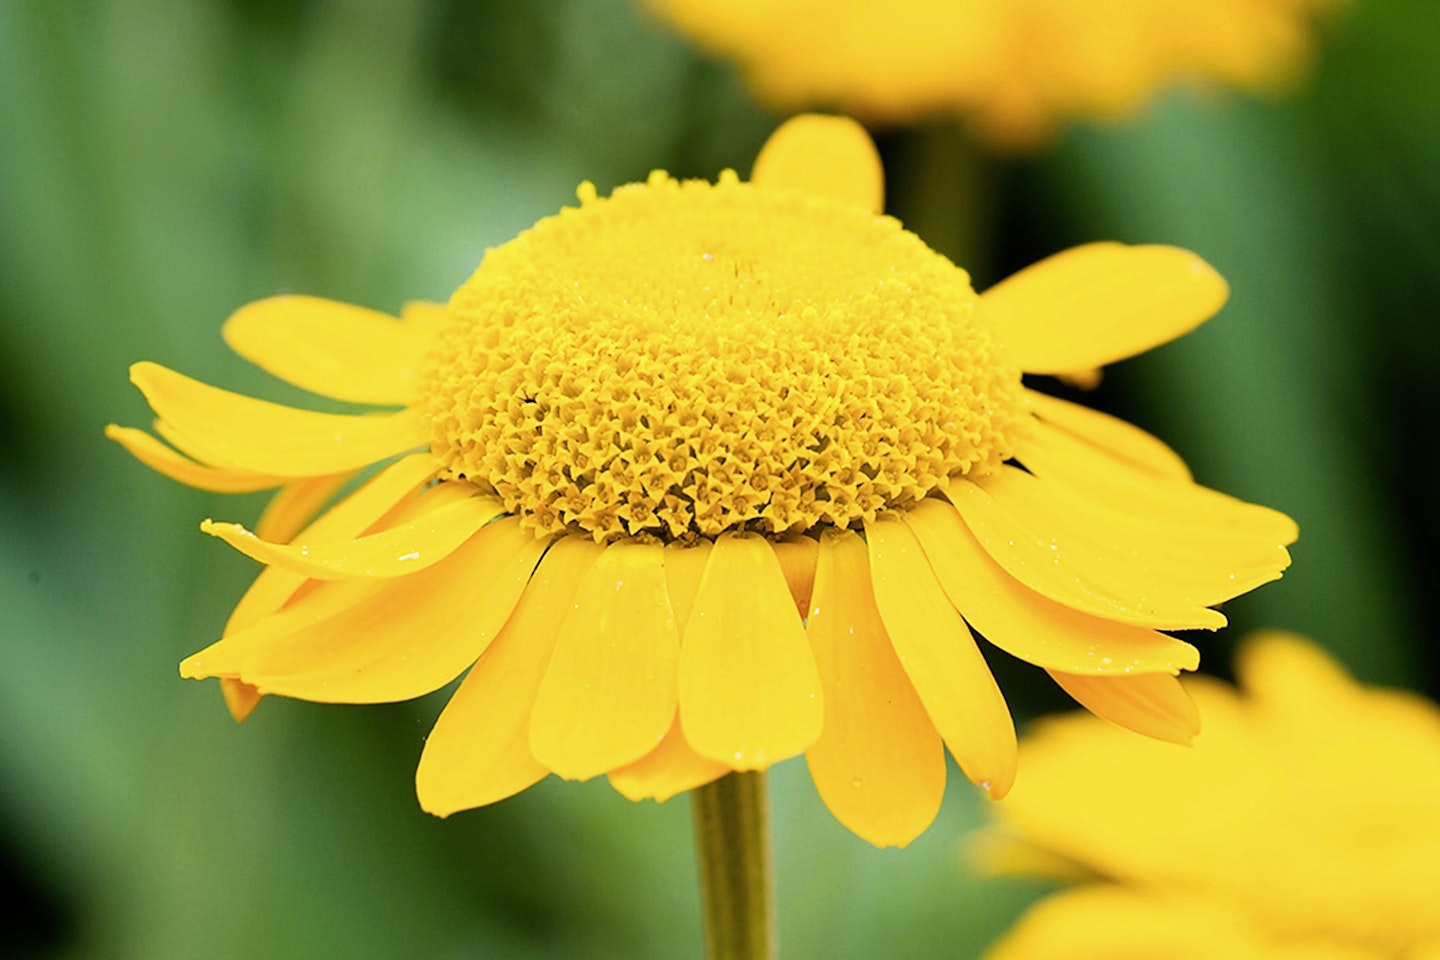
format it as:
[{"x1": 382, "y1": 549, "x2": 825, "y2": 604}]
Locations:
[{"x1": 417, "y1": 171, "x2": 1027, "y2": 542}]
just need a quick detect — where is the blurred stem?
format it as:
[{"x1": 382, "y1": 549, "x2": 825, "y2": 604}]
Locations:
[
  {"x1": 692, "y1": 771, "x2": 775, "y2": 960},
  {"x1": 888, "y1": 120, "x2": 993, "y2": 283}
]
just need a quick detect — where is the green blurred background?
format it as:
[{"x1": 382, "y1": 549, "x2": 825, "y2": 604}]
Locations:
[{"x1": 2, "y1": 1, "x2": 1436, "y2": 957}]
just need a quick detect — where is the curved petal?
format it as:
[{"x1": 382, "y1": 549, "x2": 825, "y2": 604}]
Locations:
[
  {"x1": 222, "y1": 295, "x2": 433, "y2": 405},
  {"x1": 1025, "y1": 389, "x2": 1191, "y2": 481},
  {"x1": 199, "y1": 454, "x2": 445, "y2": 724},
  {"x1": 417, "y1": 535, "x2": 603, "y2": 816},
  {"x1": 220, "y1": 678, "x2": 262, "y2": 723},
  {"x1": 1017, "y1": 418, "x2": 1298, "y2": 546},
  {"x1": 865, "y1": 514, "x2": 1016, "y2": 798},
  {"x1": 804, "y1": 528, "x2": 946, "y2": 847},
  {"x1": 750, "y1": 114, "x2": 884, "y2": 214},
  {"x1": 981, "y1": 243, "x2": 1227, "y2": 373},
  {"x1": 1048, "y1": 670, "x2": 1200, "y2": 745},
  {"x1": 183, "y1": 518, "x2": 547, "y2": 703},
  {"x1": 608, "y1": 715, "x2": 729, "y2": 803},
  {"x1": 770, "y1": 534, "x2": 819, "y2": 620},
  {"x1": 254, "y1": 472, "x2": 353, "y2": 544},
  {"x1": 130, "y1": 361, "x2": 427, "y2": 477},
  {"x1": 678, "y1": 533, "x2": 823, "y2": 769},
  {"x1": 105, "y1": 424, "x2": 285, "y2": 492},
  {"x1": 902, "y1": 498, "x2": 1199, "y2": 674},
  {"x1": 201, "y1": 490, "x2": 506, "y2": 580},
  {"x1": 944, "y1": 472, "x2": 1230, "y2": 630},
  {"x1": 529, "y1": 540, "x2": 680, "y2": 780},
  {"x1": 663, "y1": 538, "x2": 714, "y2": 628}
]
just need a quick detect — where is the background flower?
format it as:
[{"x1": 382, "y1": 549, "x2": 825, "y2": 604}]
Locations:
[
  {"x1": 2, "y1": 1, "x2": 1437, "y2": 958},
  {"x1": 644, "y1": 0, "x2": 1349, "y2": 147},
  {"x1": 974, "y1": 632, "x2": 1440, "y2": 959}
]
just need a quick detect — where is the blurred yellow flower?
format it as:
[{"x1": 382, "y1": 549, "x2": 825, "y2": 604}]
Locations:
[
  {"x1": 109, "y1": 115, "x2": 1294, "y2": 847},
  {"x1": 975, "y1": 632, "x2": 1440, "y2": 959},
  {"x1": 645, "y1": 0, "x2": 1346, "y2": 147}
]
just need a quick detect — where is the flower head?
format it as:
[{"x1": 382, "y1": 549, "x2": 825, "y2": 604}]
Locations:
[
  {"x1": 644, "y1": 0, "x2": 1347, "y2": 148},
  {"x1": 109, "y1": 115, "x2": 1295, "y2": 847},
  {"x1": 974, "y1": 632, "x2": 1440, "y2": 959}
]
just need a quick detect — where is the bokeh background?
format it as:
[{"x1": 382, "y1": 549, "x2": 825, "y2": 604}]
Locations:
[{"x1": 2, "y1": 1, "x2": 1437, "y2": 957}]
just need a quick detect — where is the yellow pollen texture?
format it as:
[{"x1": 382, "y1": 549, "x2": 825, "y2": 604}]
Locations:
[{"x1": 418, "y1": 171, "x2": 1026, "y2": 542}]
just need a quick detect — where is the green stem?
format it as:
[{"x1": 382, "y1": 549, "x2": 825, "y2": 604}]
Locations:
[{"x1": 692, "y1": 771, "x2": 776, "y2": 960}]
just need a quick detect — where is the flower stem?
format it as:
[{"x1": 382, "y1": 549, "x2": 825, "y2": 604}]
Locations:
[{"x1": 692, "y1": 771, "x2": 776, "y2": 960}]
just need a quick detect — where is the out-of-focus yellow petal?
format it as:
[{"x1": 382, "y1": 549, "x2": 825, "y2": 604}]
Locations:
[
  {"x1": 770, "y1": 534, "x2": 818, "y2": 619},
  {"x1": 1047, "y1": 670, "x2": 1200, "y2": 745},
  {"x1": 129, "y1": 361, "x2": 427, "y2": 477},
  {"x1": 903, "y1": 498, "x2": 1199, "y2": 674},
  {"x1": 865, "y1": 514, "x2": 1016, "y2": 798},
  {"x1": 750, "y1": 114, "x2": 884, "y2": 214},
  {"x1": 253, "y1": 473, "x2": 353, "y2": 544},
  {"x1": 417, "y1": 535, "x2": 603, "y2": 816},
  {"x1": 201, "y1": 489, "x2": 505, "y2": 580},
  {"x1": 966, "y1": 828, "x2": 1098, "y2": 884},
  {"x1": 1025, "y1": 389, "x2": 1191, "y2": 481},
  {"x1": 184, "y1": 518, "x2": 546, "y2": 703},
  {"x1": 678, "y1": 532, "x2": 822, "y2": 769},
  {"x1": 945, "y1": 473, "x2": 1230, "y2": 630},
  {"x1": 104, "y1": 425, "x2": 285, "y2": 492},
  {"x1": 609, "y1": 715, "x2": 729, "y2": 803},
  {"x1": 983, "y1": 887, "x2": 1275, "y2": 960},
  {"x1": 222, "y1": 295, "x2": 433, "y2": 405},
  {"x1": 530, "y1": 540, "x2": 680, "y2": 780},
  {"x1": 981, "y1": 243, "x2": 1227, "y2": 373},
  {"x1": 804, "y1": 528, "x2": 945, "y2": 847}
]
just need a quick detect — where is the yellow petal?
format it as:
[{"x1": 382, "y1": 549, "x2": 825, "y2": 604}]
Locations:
[
  {"x1": 902, "y1": 498, "x2": 1199, "y2": 674},
  {"x1": 223, "y1": 295, "x2": 433, "y2": 405},
  {"x1": 1025, "y1": 388, "x2": 1191, "y2": 481},
  {"x1": 1048, "y1": 670, "x2": 1201, "y2": 745},
  {"x1": 983, "y1": 887, "x2": 1269, "y2": 960},
  {"x1": 105, "y1": 424, "x2": 285, "y2": 492},
  {"x1": 944, "y1": 472, "x2": 1230, "y2": 630},
  {"x1": 865, "y1": 515, "x2": 1016, "y2": 798},
  {"x1": 220, "y1": 678, "x2": 262, "y2": 723},
  {"x1": 417, "y1": 535, "x2": 603, "y2": 816},
  {"x1": 804, "y1": 528, "x2": 946, "y2": 847},
  {"x1": 750, "y1": 114, "x2": 884, "y2": 214},
  {"x1": 678, "y1": 532, "x2": 823, "y2": 769},
  {"x1": 608, "y1": 714, "x2": 729, "y2": 803},
  {"x1": 129, "y1": 361, "x2": 427, "y2": 477},
  {"x1": 981, "y1": 243, "x2": 1227, "y2": 373},
  {"x1": 223, "y1": 454, "x2": 440, "y2": 634},
  {"x1": 186, "y1": 518, "x2": 547, "y2": 703},
  {"x1": 1018, "y1": 417, "x2": 1297, "y2": 546},
  {"x1": 770, "y1": 534, "x2": 819, "y2": 620},
  {"x1": 529, "y1": 540, "x2": 680, "y2": 780},
  {"x1": 400, "y1": 299, "x2": 450, "y2": 334},
  {"x1": 201, "y1": 489, "x2": 505, "y2": 580},
  {"x1": 253, "y1": 473, "x2": 353, "y2": 544},
  {"x1": 663, "y1": 538, "x2": 714, "y2": 628}
]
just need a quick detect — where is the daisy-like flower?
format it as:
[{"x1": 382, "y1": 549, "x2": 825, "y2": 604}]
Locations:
[
  {"x1": 109, "y1": 115, "x2": 1295, "y2": 848},
  {"x1": 974, "y1": 632, "x2": 1440, "y2": 960},
  {"x1": 644, "y1": 0, "x2": 1347, "y2": 148}
]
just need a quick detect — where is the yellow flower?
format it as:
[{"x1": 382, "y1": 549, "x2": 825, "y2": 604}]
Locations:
[
  {"x1": 109, "y1": 115, "x2": 1295, "y2": 848},
  {"x1": 644, "y1": 0, "x2": 1346, "y2": 148},
  {"x1": 974, "y1": 632, "x2": 1440, "y2": 959}
]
